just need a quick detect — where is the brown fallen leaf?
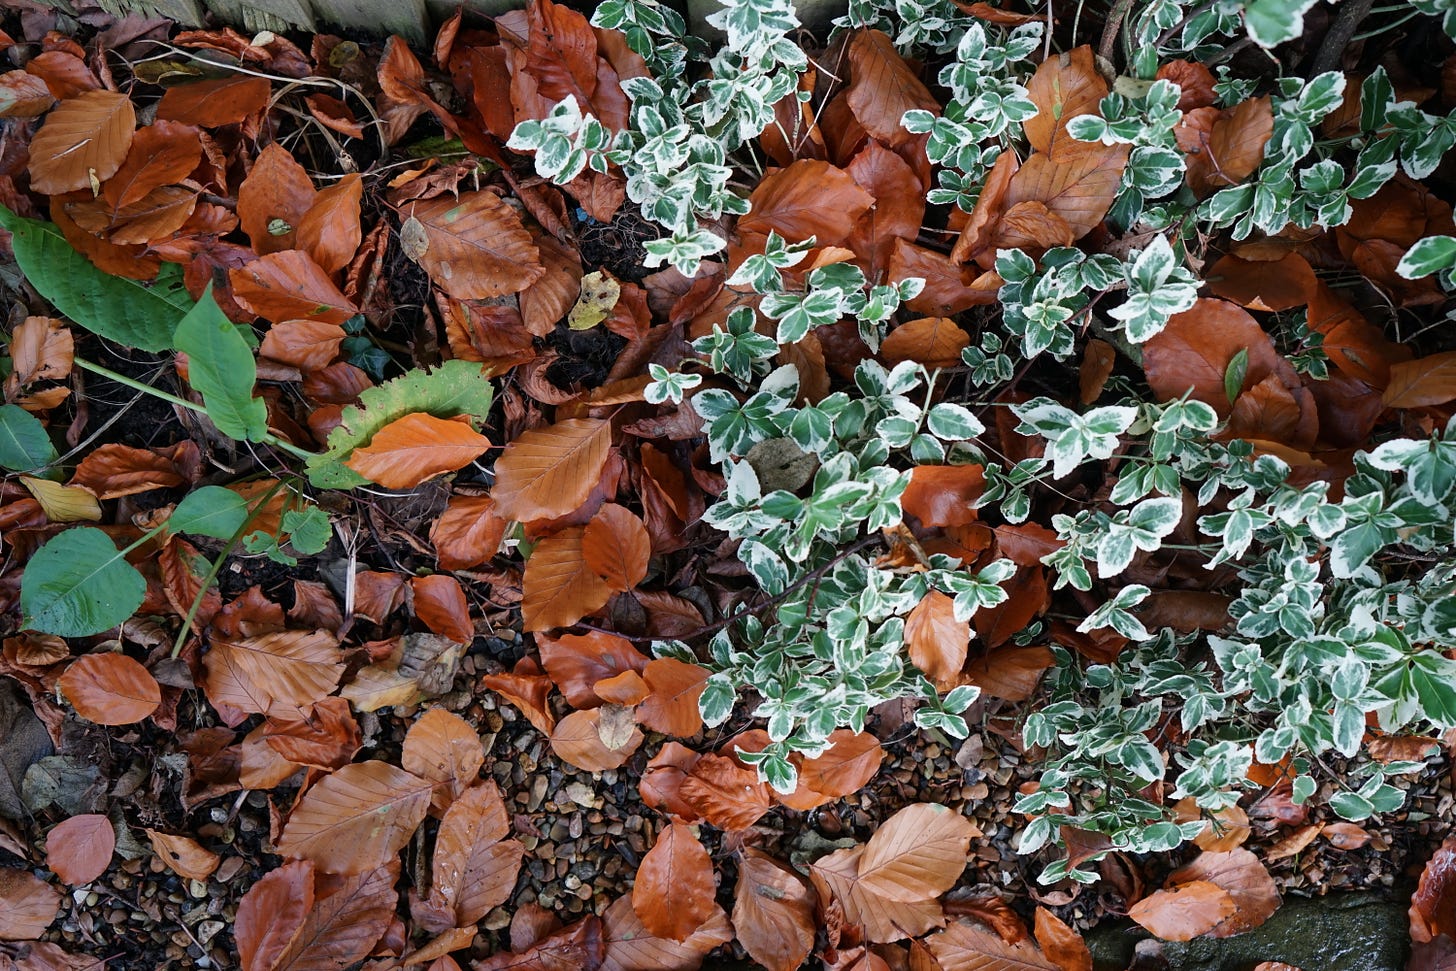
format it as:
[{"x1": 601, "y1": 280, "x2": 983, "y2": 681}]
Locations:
[
  {"x1": 1128, "y1": 879, "x2": 1237, "y2": 941},
  {"x1": 732, "y1": 849, "x2": 816, "y2": 971},
  {"x1": 633, "y1": 822, "x2": 719, "y2": 942}
]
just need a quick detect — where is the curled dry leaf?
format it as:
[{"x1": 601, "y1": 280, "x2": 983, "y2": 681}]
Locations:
[
  {"x1": 28, "y1": 89, "x2": 135, "y2": 194},
  {"x1": 145, "y1": 830, "x2": 221, "y2": 882},
  {"x1": 1033, "y1": 907, "x2": 1092, "y2": 971},
  {"x1": 46, "y1": 814, "x2": 114, "y2": 885},
  {"x1": 536, "y1": 631, "x2": 649, "y2": 708},
  {"x1": 732, "y1": 849, "x2": 816, "y2": 971},
  {"x1": 480, "y1": 657, "x2": 557, "y2": 735},
  {"x1": 1129, "y1": 879, "x2": 1237, "y2": 941},
  {"x1": 58, "y1": 653, "x2": 161, "y2": 726},
  {"x1": 0, "y1": 867, "x2": 62, "y2": 941},
  {"x1": 602, "y1": 892, "x2": 733, "y2": 971},
  {"x1": 275, "y1": 761, "x2": 433, "y2": 875},
  {"x1": 401, "y1": 707, "x2": 485, "y2": 808},
  {"x1": 633, "y1": 822, "x2": 719, "y2": 942},
  {"x1": 550, "y1": 708, "x2": 641, "y2": 771},
  {"x1": 1167, "y1": 848, "x2": 1280, "y2": 938},
  {"x1": 1412, "y1": 835, "x2": 1456, "y2": 943},
  {"x1": 926, "y1": 919, "x2": 1059, "y2": 970}
]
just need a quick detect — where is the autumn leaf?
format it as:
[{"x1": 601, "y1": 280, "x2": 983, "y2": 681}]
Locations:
[
  {"x1": 582, "y1": 503, "x2": 652, "y2": 592},
  {"x1": 678, "y1": 753, "x2": 774, "y2": 830},
  {"x1": 962, "y1": 645, "x2": 1054, "y2": 702},
  {"x1": 46, "y1": 814, "x2": 114, "y2": 885},
  {"x1": 522, "y1": 526, "x2": 615, "y2": 631},
  {"x1": 1178, "y1": 97, "x2": 1273, "y2": 197},
  {"x1": 636, "y1": 658, "x2": 710, "y2": 736},
  {"x1": 550, "y1": 707, "x2": 642, "y2": 771},
  {"x1": 297, "y1": 173, "x2": 363, "y2": 275},
  {"x1": 794, "y1": 729, "x2": 885, "y2": 802},
  {"x1": 808, "y1": 844, "x2": 944, "y2": 943},
  {"x1": 739, "y1": 159, "x2": 875, "y2": 245},
  {"x1": 403, "y1": 191, "x2": 545, "y2": 299},
  {"x1": 925, "y1": 919, "x2": 1060, "y2": 970},
  {"x1": 732, "y1": 849, "x2": 816, "y2": 971},
  {"x1": 203, "y1": 629, "x2": 344, "y2": 717},
  {"x1": 276, "y1": 761, "x2": 433, "y2": 875},
  {"x1": 402, "y1": 707, "x2": 485, "y2": 808},
  {"x1": 261, "y1": 319, "x2": 347, "y2": 372},
  {"x1": 1383, "y1": 351, "x2": 1456, "y2": 407},
  {"x1": 146, "y1": 831, "x2": 221, "y2": 882},
  {"x1": 272, "y1": 861, "x2": 400, "y2": 971},
  {"x1": 345, "y1": 413, "x2": 490, "y2": 490},
  {"x1": 230, "y1": 250, "x2": 359, "y2": 325},
  {"x1": 237, "y1": 142, "x2": 316, "y2": 256},
  {"x1": 905, "y1": 591, "x2": 969, "y2": 689},
  {"x1": 1034, "y1": 907, "x2": 1093, "y2": 971},
  {"x1": 156, "y1": 75, "x2": 270, "y2": 127},
  {"x1": 424, "y1": 782, "x2": 525, "y2": 930},
  {"x1": 492, "y1": 418, "x2": 613, "y2": 523},
  {"x1": 601, "y1": 892, "x2": 733, "y2": 971},
  {"x1": 1004, "y1": 140, "x2": 1129, "y2": 243},
  {"x1": 1128, "y1": 879, "x2": 1237, "y2": 941},
  {"x1": 102, "y1": 120, "x2": 201, "y2": 211},
  {"x1": 1412, "y1": 837, "x2": 1456, "y2": 944},
  {"x1": 1024, "y1": 47, "x2": 1109, "y2": 159},
  {"x1": 633, "y1": 822, "x2": 718, "y2": 942},
  {"x1": 28, "y1": 89, "x2": 135, "y2": 194},
  {"x1": 881, "y1": 317, "x2": 970, "y2": 370},
  {"x1": 844, "y1": 29, "x2": 939, "y2": 148},
  {"x1": 58, "y1": 653, "x2": 161, "y2": 725},
  {"x1": 901, "y1": 464, "x2": 986, "y2": 527},
  {"x1": 537, "y1": 631, "x2": 650, "y2": 708},
  {"x1": 856, "y1": 802, "x2": 980, "y2": 902},
  {"x1": 431, "y1": 494, "x2": 507, "y2": 570},
  {"x1": 481, "y1": 657, "x2": 558, "y2": 735},
  {"x1": 1204, "y1": 252, "x2": 1317, "y2": 312},
  {"x1": 409, "y1": 574, "x2": 475, "y2": 644},
  {"x1": 0, "y1": 868, "x2": 62, "y2": 941},
  {"x1": 70, "y1": 441, "x2": 198, "y2": 499}
]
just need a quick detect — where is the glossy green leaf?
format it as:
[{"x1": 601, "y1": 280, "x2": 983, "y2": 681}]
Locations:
[
  {"x1": 172, "y1": 286, "x2": 269, "y2": 441},
  {"x1": 20, "y1": 527, "x2": 147, "y2": 637},
  {"x1": 0, "y1": 403, "x2": 57, "y2": 472}
]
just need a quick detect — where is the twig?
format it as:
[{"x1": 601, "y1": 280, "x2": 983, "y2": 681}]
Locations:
[{"x1": 1312, "y1": 0, "x2": 1375, "y2": 75}]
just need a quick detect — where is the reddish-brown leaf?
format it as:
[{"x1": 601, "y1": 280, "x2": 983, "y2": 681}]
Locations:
[
  {"x1": 881, "y1": 317, "x2": 970, "y2": 370},
  {"x1": 808, "y1": 845, "x2": 944, "y2": 944},
  {"x1": 45, "y1": 815, "x2": 114, "y2": 885},
  {"x1": 962, "y1": 644, "x2": 1053, "y2": 702},
  {"x1": 601, "y1": 892, "x2": 733, "y2": 971},
  {"x1": 974, "y1": 564, "x2": 1050, "y2": 649},
  {"x1": 345, "y1": 413, "x2": 490, "y2": 490},
  {"x1": 0, "y1": 70, "x2": 55, "y2": 118},
  {"x1": 633, "y1": 822, "x2": 718, "y2": 942},
  {"x1": 926, "y1": 920, "x2": 1059, "y2": 970},
  {"x1": 732, "y1": 849, "x2": 816, "y2": 971},
  {"x1": 1034, "y1": 907, "x2": 1092, "y2": 971},
  {"x1": 276, "y1": 762, "x2": 432, "y2": 875},
  {"x1": 297, "y1": 173, "x2": 363, "y2": 275},
  {"x1": 678, "y1": 753, "x2": 774, "y2": 830},
  {"x1": 1383, "y1": 351, "x2": 1456, "y2": 408},
  {"x1": 231, "y1": 250, "x2": 359, "y2": 325},
  {"x1": 403, "y1": 191, "x2": 544, "y2": 299},
  {"x1": 905, "y1": 591, "x2": 969, "y2": 689},
  {"x1": 796, "y1": 729, "x2": 885, "y2": 800},
  {"x1": 1178, "y1": 97, "x2": 1273, "y2": 197},
  {"x1": 272, "y1": 861, "x2": 399, "y2": 971},
  {"x1": 1129, "y1": 880, "x2": 1237, "y2": 941},
  {"x1": 426, "y1": 781, "x2": 525, "y2": 929},
  {"x1": 537, "y1": 631, "x2": 649, "y2": 708},
  {"x1": 480, "y1": 657, "x2": 558, "y2": 736},
  {"x1": 581, "y1": 503, "x2": 651, "y2": 592},
  {"x1": 845, "y1": 29, "x2": 939, "y2": 148},
  {"x1": 901, "y1": 464, "x2": 986, "y2": 527},
  {"x1": 261, "y1": 319, "x2": 347, "y2": 372},
  {"x1": 522, "y1": 526, "x2": 614, "y2": 631},
  {"x1": 1166, "y1": 848, "x2": 1280, "y2": 938},
  {"x1": 28, "y1": 89, "x2": 135, "y2": 194},
  {"x1": 409, "y1": 574, "x2": 475, "y2": 644},
  {"x1": 0, "y1": 867, "x2": 61, "y2": 941},
  {"x1": 69, "y1": 441, "x2": 198, "y2": 499},
  {"x1": 401, "y1": 707, "x2": 485, "y2": 809},
  {"x1": 431, "y1": 494, "x2": 507, "y2": 571},
  {"x1": 237, "y1": 143, "x2": 317, "y2": 256},
  {"x1": 637, "y1": 658, "x2": 709, "y2": 737},
  {"x1": 640, "y1": 742, "x2": 703, "y2": 820},
  {"x1": 856, "y1": 802, "x2": 980, "y2": 902},
  {"x1": 236, "y1": 859, "x2": 315, "y2": 966},
  {"x1": 156, "y1": 75, "x2": 270, "y2": 127},
  {"x1": 847, "y1": 141, "x2": 925, "y2": 277},
  {"x1": 739, "y1": 159, "x2": 875, "y2": 246},
  {"x1": 1005, "y1": 140, "x2": 1129, "y2": 243},
  {"x1": 520, "y1": 227, "x2": 584, "y2": 337},
  {"x1": 492, "y1": 418, "x2": 613, "y2": 523},
  {"x1": 550, "y1": 707, "x2": 642, "y2": 771},
  {"x1": 102, "y1": 120, "x2": 201, "y2": 211},
  {"x1": 1025, "y1": 47, "x2": 1108, "y2": 160},
  {"x1": 1413, "y1": 836, "x2": 1456, "y2": 943},
  {"x1": 1204, "y1": 252, "x2": 1316, "y2": 313},
  {"x1": 58, "y1": 653, "x2": 161, "y2": 725},
  {"x1": 203, "y1": 630, "x2": 344, "y2": 717},
  {"x1": 145, "y1": 831, "x2": 221, "y2": 882}
]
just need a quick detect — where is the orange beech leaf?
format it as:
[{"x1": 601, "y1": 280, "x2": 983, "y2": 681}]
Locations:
[
  {"x1": 602, "y1": 891, "x2": 732, "y2": 971},
  {"x1": 47, "y1": 190, "x2": 160, "y2": 279},
  {"x1": 633, "y1": 822, "x2": 718, "y2": 942},
  {"x1": 524, "y1": 0, "x2": 599, "y2": 107},
  {"x1": 1005, "y1": 140, "x2": 1129, "y2": 243},
  {"x1": 492, "y1": 418, "x2": 612, "y2": 523},
  {"x1": 881, "y1": 317, "x2": 970, "y2": 370},
  {"x1": 1157, "y1": 59, "x2": 1217, "y2": 110},
  {"x1": 1129, "y1": 879, "x2": 1237, "y2": 941},
  {"x1": 203, "y1": 629, "x2": 343, "y2": 718},
  {"x1": 71, "y1": 183, "x2": 199, "y2": 246},
  {"x1": 27, "y1": 89, "x2": 134, "y2": 194},
  {"x1": 637, "y1": 658, "x2": 710, "y2": 737},
  {"x1": 431, "y1": 494, "x2": 507, "y2": 571},
  {"x1": 69, "y1": 441, "x2": 199, "y2": 499},
  {"x1": 739, "y1": 159, "x2": 875, "y2": 245},
  {"x1": 1412, "y1": 835, "x2": 1456, "y2": 943},
  {"x1": 5, "y1": 315, "x2": 73, "y2": 400},
  {"x1": 297, "y1": 173, "x2": 363, "y2": 275},
  {"x1": 1166, "y1": 848, "x2": 1279, "y2": 938},
  {"x1": 595, "y1": 669, "x2": 651, "y2": 705},
  {"x1": 845, "y1": 28, "x2": 939, "y2": 148},
  {"x1": 1205, "y1": 252, "x2": 1316, "y2": 312},
  {"x1": 145, "y1": 831, "x2": 220, "y2": 882},
  {"x1": 905, "y1": 591, "x2": 969, "y2": 689},
  {"x1": 102, "y1": 120, "x2": 201, "y2": 211},
  {"x1": 477, "y1": 913, "x2": 604, "y2": 970},
  {"x1": 550, "y1": 707, "x2": 641, "y2": 771},
  {"x1": 237, "y1": 143, "x2": 317, "y2": 256},
  {"x1": 796, "y1": 729, "x2": 885, "y2": 800},
  {"x1": 1177, "y1": 97, "x2": 1273, "y2": 197},
  {"x1": 520, "y1": 227, "x2": 584, "y2": 337},
  {"x1": 261, "y1": 319, "x2": 347, "y2": 372},
  {"x1": 276, "y1": 761, "x2": 432, "y2": 875},
  {"x1": 808, "y1": 845, "x2": 944, "y2": 943},
  {"x1": 480, "y1": 657, "x2": 558, "y2": 735},
  {"x1": 945, "y1": 894, "x2": 1028, "y2": 944},
  {"x1": 901, "y1": 464, "x2": 986, "y2": 527},
  {"x1": 522, "y1": 526, "x2": 614, "y2": 631},
  {"x1": 962, "y1": 645, "x2": 1053, "y2": 702},
  {"x1": 582, "y1": 503, "x2": 651, "y2": 592},
  {"x1": 1079, "y1": 338, "x2": 1117, "y2": 405},
  {"x1": 1263, "y1": 823, "x2": 1322, "y2": 862},
  {"x1": 0, "y1": 70, "x2": 55, "y2": 117},
  {"x1": 537, "y1": 631, "x2": 649, "y2": 708},
  {"x1": 1034, "y1": 907, "x2": 1092, "y2": 971},
  {"x1": 678, "y1": 753, "x2": 773, "y2": 830},
  {"x1": 994, "y1": 523, "x2": 1064, "y2": 567},
  {"x1": 345, "y1": 413, "x2": 490, "y2": 490},
  {"x1": 1383, "y1": 351, "x2": 1456, "y2": 408},
  {"x1": 890, "y1": 238, "x2": 1002, "y2": 314},
  {"x1": 0, "y1": 867, "x2": 62, "y2": 940},
  {"x1": 401, "y1": 707, "x2": 485, "y2": 808},
  {"x1": 926, "y1": 920, "x2": 1059, "y2": 970},
  {"x1": 732, "y1": 849, "x2": 816, "y2": 971},
  {"x1": 952, "y1": 148, "x2": 1018, "y2": 268},
  {"x1": 156, "y1": 75, "x2": 270, "y2": 127},
  {"x1": 409, "y1": 574, "x2": 475, "y2": 644},
  {"x1": 304, "y1": 93, "x2": 364, "y2": 138},
  {"x1": 640, "y1": 742, "x2": 703, "y2": 820},
  {"x1": 403, "y1": 191, "x2": 544, "y2": 299},
  {"x1": 953, "y1": 0, "x2": 1047, "y2": 24},
  {"x1": 46, "y1": 814, "x2": 114, "y2": 885},
  {"x1": 1321, "y1": 822, "x2": 1371, "y2": 850},
  {"x1": 1025, "y1": 47, "x2": 1108, "y2": 160},
  {"x1": 160, "y1": 535, "x2": 222, "y2": 627},
  {"x1": 231, "y1": 250, "x2": 359, "y2": 325},
  {"x1": 272, "y1": 861, "x2": 400, "y2": 971},
  {"x1": 974, "y1": 564, "x2": 1050, "y2": 649},
  {"x1": 423, "y1": 781, "x2": 525, "y2": 930},
  {"x1": 857, "y1": 802, "x2": 980, "y2": 902},
  {"x1": 259, "y1": 697, "x2": 360, "y2": 770},
  {"x1": 58, "y1": 653, "x2": 161, "y2": 725}
]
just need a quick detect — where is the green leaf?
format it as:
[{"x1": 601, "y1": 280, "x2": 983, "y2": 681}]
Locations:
[
  {"x1": 1224, "y1": 348, "x2": 1249, "y2": 404},
  {"x1": 166, "y1": 486, "x2": 251, "y2": 539},
  {"x1": 304, "y1": 360, "x2": 496, "y2": 488},
  {"x1": 171, "y1": 286, "x2": 269, "y2": 441},
  {"x1": 20, "y1": 527, "x2": 147, "y2": 637},
  {"x1": 0, "y1": 206, "x2": 190, "y2": 352},
  {"x1": 0, "y1": 403, "x2": 57, "y2": 472},
  {"x1": 281, "y1": 506, "x2": 331, "y2": 554},
  {"x1": 1397, "y1": 236, "x2": 1456, "y2": 280}
]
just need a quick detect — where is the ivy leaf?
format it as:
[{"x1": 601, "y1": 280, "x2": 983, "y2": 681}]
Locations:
[
  {"x1": 172, "y1": 286, "x2": 269, "y2": 441},
  {"x1": 20, "y1": 527, "x2": 147, "y2": 637}
]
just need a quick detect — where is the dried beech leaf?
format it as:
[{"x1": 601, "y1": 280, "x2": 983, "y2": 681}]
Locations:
[
  {"x1": 857, "y1": 803, "x2": 980, "y2": 902},
  {"x1": 732, "y1": 849, "x2": 816, "y2": 971},
  {"x1": 28, "y1": 89, "x2": 135, "y2": 194},
  {"x1": 276, "y1": 761, "x2": 432, "y2": 875},
  {"x1": 46, "y1": 814, "x2": 114, "y2": 885},
  {"x1": 632, "y1": 822, "x2": 718, "y2": 942},
  {"x1": 58, "y1": 653, "x2": 161, "y2": 725}
]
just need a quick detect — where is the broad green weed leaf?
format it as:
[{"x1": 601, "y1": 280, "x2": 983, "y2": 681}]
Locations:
[
  {"x1": 0, "y1": 206, "x2": 189, "y2": 352},
  {"x1": 20, "y1": 527, "x2": 147, "y2": 637},
  {"x1": 172, "y1": 286, "x2": 269, "y2": 441},
  {"x1": 0, "y1": 403, "x2": 57, "y2": 472},
  {"x1": 167, "y1": 486, "x2": 251, "y2": 539}
]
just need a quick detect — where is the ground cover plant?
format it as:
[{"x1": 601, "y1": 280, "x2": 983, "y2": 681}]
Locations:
[{"x1": 9, "y1": 0, "x2": 1456, "y2": 967}]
